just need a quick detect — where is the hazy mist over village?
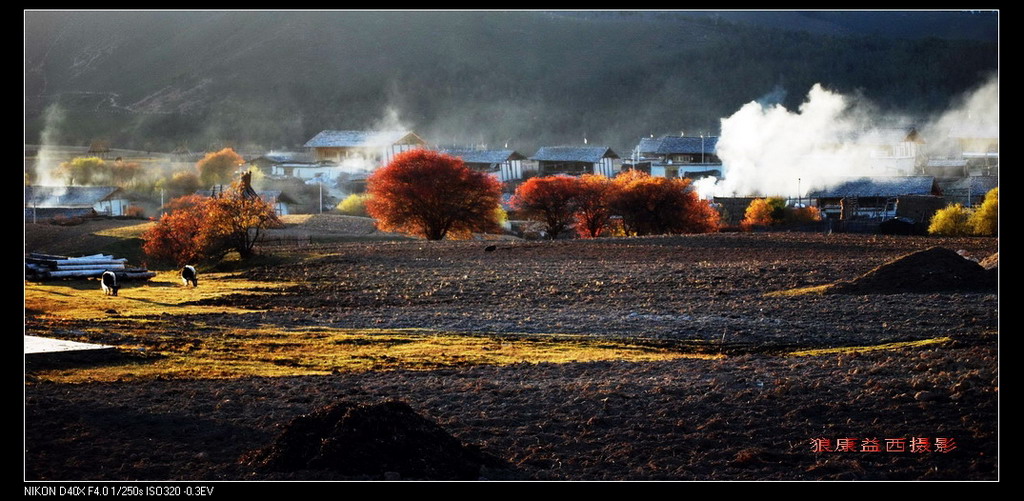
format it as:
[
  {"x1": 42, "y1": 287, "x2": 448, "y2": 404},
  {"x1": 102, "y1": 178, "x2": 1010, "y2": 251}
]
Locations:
[
  {"x1": 24, "y1": 10, "x2": 999, "y2": 486},
  {"x1": 26, "y1": 10, "x2": 997, "y2": 200}
]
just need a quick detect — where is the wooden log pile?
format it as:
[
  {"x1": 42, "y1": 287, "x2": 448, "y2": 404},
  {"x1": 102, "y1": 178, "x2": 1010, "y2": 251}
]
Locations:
[{"x1": 25, "y1": 253, "x2": 157, "y2": 282}]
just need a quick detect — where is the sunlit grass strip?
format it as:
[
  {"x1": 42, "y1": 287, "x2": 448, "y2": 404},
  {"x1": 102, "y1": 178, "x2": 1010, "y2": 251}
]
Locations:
[
  {"x1": 27, "y1": 327, "x2": 720, "y2": 383},
  {"x1": 92, "y1": 222, "x2": 156, "y2": 239},
  {"x1": 786, "y1": 337, "x2": 952, "y2": 357},
  {"x1": 765, "y1": 284, "x2": 834, "y2": 297},
  {"x1": 24, "y1": 271, "x2": 292, "y2": 320}
]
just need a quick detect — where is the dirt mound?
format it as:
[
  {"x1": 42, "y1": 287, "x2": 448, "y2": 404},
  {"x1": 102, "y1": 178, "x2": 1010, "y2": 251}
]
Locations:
[
  {"x1": 241, "y1": 400, "x2": 502, "y2": 480},
  {"x1": 829, "y1": 247, "x2": 996, "y2": 294},
  {"x1": 978, "y1": 252, "x2": 998, "y2": 270}
]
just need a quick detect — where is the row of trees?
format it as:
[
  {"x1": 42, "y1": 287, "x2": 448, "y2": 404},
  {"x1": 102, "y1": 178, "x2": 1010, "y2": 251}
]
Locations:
[
  {"x1": 53, "y1": 148, "x2": 245, "y2": 190},
  {"x1": 139, "y1": 149, "x2": 996, "y2": 267},
  {"x1": 359, "y1": 150, "x2": 722, "y2": 241},
  {"x1": 57, "y1": 157, "x2": 143, "y2": 186},
  {"x1": 511, "y1": 171, "x2": 721, "y2": 238}
]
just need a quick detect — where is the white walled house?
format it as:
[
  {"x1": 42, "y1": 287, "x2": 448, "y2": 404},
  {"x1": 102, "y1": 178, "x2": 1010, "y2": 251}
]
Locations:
[
  {"x1": 438, "y1": 148, "x2": 526, "y2": 182},
  {"x1": 25, "y1": 186, "x2": 131, "y2": 220},
  {"x1": 303, "y1": 130, "x2": 427, "y2": 167},
  {"x1": 861, "y1": 127, "x2": 924, "y2": 176},
  {"x1": 628, "y1": 135, "x2": 723, "y2": 180}
]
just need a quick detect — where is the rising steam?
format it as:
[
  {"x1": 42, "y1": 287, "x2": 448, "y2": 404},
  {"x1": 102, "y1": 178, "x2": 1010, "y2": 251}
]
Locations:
[
  {"x1": 695, "y1": 74, "x2": 998, "y2": 199},
  {"x1": 33, "y1": 103, "x2": 68, "y2": 186}
]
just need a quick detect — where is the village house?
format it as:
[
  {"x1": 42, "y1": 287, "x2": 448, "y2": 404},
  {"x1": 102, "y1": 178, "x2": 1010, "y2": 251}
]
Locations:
[
  {"x1": 947, "y1": 123, "x2": 998, "y2": 176},
  {"x1": 530, "y1": 146, "x2": 620, "y2": 177},
  {"x1": 810, "y1": 176, "x2": 944, "y2": 223},
  {"x1": 938, "y1": 175, "x2": 998, "y2": 208},
  {"x1": 627, "y1": 135, "x2": 723, "y2": 180},
  {"x1": 857, "y1": 127, "x2": 925, "y2": 176},
  {"x1": 303, "y1": 130, "x2": 427, "y2": 166},
  {"x1": 25, "y1": 185, "x2": 132, "y2": 221},
  {"x1": 248, "y1": 151, "x2": 316, "y2": 174},
  {"x1": 437, "y1": 148, "x2": 527, "y2": 183}
]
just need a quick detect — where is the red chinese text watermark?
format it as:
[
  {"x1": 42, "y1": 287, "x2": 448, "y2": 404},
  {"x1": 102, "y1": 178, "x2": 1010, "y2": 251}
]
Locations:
[{"x1": 810, "y1": 437, "x2": 957, "y2": 453}]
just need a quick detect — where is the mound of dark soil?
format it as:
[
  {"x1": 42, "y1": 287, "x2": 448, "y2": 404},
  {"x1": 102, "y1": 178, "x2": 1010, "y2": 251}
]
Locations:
[
  {"x1": 829, "y1": 246, "x2": 996, "y2": 294},
  {"x1": 241, "y1": 400, "x2": 502, "y2": 480}
]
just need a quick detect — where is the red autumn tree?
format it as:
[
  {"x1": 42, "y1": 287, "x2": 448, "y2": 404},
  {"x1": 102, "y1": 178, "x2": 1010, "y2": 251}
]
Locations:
[
  {"x1": 142, "y1": 183, "x2": 279, "y2": 266},
  {"x1": 608, "y1": 170, "x2": 720, "y2": 235},
  {"x1": 142, "y1": 198, "x2": 211, "y2": 266},
  {"x1": 365, "y1": 149, "x2": 503, "y2": 240},
  {"x1": 511, "y1": 175, "x2": 582, "y2": 239},
  {"x1": 573, "y1": 174, "x2": 615, "y2": 238}
]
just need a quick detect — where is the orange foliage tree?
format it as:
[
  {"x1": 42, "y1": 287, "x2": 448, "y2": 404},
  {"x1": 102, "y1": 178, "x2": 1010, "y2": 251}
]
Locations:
[
  {"x1": 365, "y1": 149, "x2": 503, "y2": 240},
  {"x1": 741, "y1": 197, "x2": 821, "y2": 230},
  {"x1": 608, "y1": 170, "x2": 720, "y2": 235},
  {"x1": 511, "y1": 175, "x2": 582, "y2": 239},
  {"x1": 142, "y1": 197, "x2": 211, "y2": 266},
  {"x1": 574, "y1": 174, "x2": 615, "y2": 238},
  {"x1": 196, "y1": 148, "x2": 245, "y2": 187},
  {"x1": 142, "y1": 185, "x2": 279, "y2": 266}
]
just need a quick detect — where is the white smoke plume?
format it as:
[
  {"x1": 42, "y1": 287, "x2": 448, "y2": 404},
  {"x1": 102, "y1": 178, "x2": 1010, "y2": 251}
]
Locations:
[
  {"x1": 694, "y1": 84, "x2": 880, "y2": 199},
  {"x1": 920, "y1": 74, "x2": 999, "y2": 160},
  {"x1": 694, "y1": 76, "x2": 999, "y2": 200},
  {"x1": 33, "y1": 103, "x2": 69, "y2": 187}
]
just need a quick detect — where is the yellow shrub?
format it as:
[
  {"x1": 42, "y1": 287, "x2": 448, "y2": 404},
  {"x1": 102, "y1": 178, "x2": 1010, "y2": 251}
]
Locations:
[
  {"x1": 336, "y1": 193, "x2": 370, "y2": 216},
  {"x1": 969, "y1": 187, "x2": 998, "y2": 236},
  {"x1": 928, "y1": 204, "x2": 972, "y2": 236}
]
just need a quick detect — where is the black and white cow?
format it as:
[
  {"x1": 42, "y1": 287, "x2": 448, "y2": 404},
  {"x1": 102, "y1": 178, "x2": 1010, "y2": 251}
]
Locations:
[
  {"x1": 181, "y1": 265, "x2": 198, "y2": 287},
  {"x1": 101, "y1": 270, "x2": 119, "y2": 296}
]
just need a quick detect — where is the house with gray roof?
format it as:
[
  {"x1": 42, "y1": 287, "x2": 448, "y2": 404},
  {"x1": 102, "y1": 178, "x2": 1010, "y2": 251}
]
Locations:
[
  {"x1": 628, "y1": 135, "x2": 723, "y2": 180},
  {"x1": 25, "y1": 185, "x2": 131, "y2": 221},
  {"x1": 530, "y1": 146, "x2": 619, "y2": 177},
  {"x1": 248, "y1": 151, "x2": 316, "y2": 172},
  {"x1": 438, "y1": 148, "x2": 526, "y2": 183},
  {"x1": 810, "y1": 176, "x2": 943, "y2": 221},
  {"x1": 939, "y1": 175, "x2": 998, "y2": 207},
  {"x1": 303, "y1": 130, "x2": 427, "y2": 167}
]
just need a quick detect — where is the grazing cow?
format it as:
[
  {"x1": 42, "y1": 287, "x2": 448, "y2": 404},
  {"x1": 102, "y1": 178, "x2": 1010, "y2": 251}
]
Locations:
[
  {"x1": 101, "y1": 270, "x2": 119, "y2": 296},
  {"x1": 181, "y1": 265, "x2": 198, "y2": 287}
]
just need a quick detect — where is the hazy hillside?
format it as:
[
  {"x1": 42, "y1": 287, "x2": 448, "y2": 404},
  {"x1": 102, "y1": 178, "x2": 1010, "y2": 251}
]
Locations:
[{"x1": 24, "y1": 10, "x2": 998, "y2": 155}]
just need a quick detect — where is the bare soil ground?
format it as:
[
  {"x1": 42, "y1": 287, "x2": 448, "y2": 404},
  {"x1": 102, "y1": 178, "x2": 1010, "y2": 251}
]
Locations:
[{"x1": 24, "y1": 231, "x2": 999, "y2": 482}]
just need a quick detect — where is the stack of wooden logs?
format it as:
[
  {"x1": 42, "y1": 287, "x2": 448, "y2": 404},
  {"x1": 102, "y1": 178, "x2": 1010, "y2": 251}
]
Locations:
[{"x1": 25, "y1": 253, "x2": 156, "y2": 282}]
